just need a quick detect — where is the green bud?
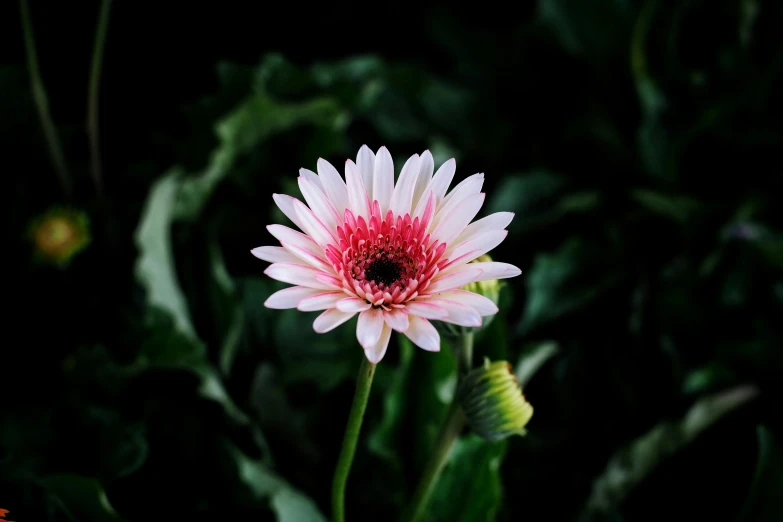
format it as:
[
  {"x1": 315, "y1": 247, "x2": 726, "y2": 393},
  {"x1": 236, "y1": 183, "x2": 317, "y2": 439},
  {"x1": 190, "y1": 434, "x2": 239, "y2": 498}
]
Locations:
[
  {"x1": 28, "y1": 207, "x2": 91, "y2": 267},
  {"x1": 458, "y1": 358, "x2": 534, "y2": 441},
  {"x1": 435, "y1": 254, "x2": 503, "y2": 338}
]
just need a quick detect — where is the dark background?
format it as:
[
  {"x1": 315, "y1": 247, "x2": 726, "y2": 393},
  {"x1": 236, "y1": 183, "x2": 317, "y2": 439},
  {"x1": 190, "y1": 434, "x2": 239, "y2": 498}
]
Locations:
[{"x1": 2, "y1": 1, "x2": 783, "y2": 521}]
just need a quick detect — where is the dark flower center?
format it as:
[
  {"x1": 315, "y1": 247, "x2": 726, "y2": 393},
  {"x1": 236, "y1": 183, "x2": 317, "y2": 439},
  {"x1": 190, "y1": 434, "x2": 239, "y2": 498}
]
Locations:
[{"x1": 364, "y1": 257, "x2": 403, "y2": 287}]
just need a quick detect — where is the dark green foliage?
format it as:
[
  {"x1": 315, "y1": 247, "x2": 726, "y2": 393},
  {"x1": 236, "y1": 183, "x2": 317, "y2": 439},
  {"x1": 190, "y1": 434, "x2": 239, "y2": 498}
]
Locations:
[{"x1": 3, "y1": 1, "x2": 782, "y2": 521}]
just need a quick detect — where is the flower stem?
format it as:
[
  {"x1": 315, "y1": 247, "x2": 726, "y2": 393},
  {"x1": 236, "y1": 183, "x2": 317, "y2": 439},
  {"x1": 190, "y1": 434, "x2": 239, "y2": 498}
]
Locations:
[
  {"x1": 20, "y1": 0, "x2": 72, "y2": 198},
  {"x1": 332, "y1": 356, "x2": 376, "y2": 522},
  {"x1": 402, "y1": 332, "x2": 473, "y2": 522},
  {"x1": 457, "y1": 330, "x2": 474, "y2": 377},
  {"x1": 87, "y1": 0, "x2": 113, "y2": 198}
]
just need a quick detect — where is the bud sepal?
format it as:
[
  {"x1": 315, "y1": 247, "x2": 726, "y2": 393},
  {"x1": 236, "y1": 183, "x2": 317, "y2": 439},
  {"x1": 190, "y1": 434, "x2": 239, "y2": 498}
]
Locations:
[{"x1": 458, "y1": 357, "x2": 534, "y2": 441}]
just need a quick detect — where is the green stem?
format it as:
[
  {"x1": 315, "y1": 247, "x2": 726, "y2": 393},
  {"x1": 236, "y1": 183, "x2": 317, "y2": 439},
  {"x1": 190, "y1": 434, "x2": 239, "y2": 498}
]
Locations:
[
  {"x1": 402, "y1": 332, "x2": 473, "y2": 522},
  {"x1": 87, "y1": 0, "x2": 113, "y2": 197},
  {"x1": 332, "y1": 356, "x2": 376, "y2": 522},
  {"x1": 457, "y1": 330, "x2": 474, "y2": 379},
  {"x1": 20, "y1": 0, "x2": 72, "y2": 197}
]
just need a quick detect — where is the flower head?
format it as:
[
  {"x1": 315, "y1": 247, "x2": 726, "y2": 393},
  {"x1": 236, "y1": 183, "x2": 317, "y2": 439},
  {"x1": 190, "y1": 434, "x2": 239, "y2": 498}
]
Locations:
[
  {"x1": 28, "y1": 207, "x2": 90, "y2": 266},
  {"x1": 458, "y1": 358, "x2": 534, "y2": 441},
  {"x1": 253, "y1": 146, "x2": 521, "y2": 363}
]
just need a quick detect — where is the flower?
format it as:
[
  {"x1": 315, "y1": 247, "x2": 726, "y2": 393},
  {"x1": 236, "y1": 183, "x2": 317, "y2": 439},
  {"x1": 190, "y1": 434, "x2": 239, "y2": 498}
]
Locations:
[
  {"x1": 458, "y1": 358, "x2": 534, "y2": 441},
  {"x1": 28, "y1": 207, "x2": 90, "y2": 266},
  {"x1": 252, "y1": 146, "x2": 521, "y2": 363}
]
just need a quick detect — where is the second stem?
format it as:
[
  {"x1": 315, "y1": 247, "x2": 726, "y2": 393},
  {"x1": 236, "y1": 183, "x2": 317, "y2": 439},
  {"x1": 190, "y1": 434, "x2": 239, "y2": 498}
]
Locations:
[{"x1": 402, "y1": 331, "x2": 474, "y2": 522}]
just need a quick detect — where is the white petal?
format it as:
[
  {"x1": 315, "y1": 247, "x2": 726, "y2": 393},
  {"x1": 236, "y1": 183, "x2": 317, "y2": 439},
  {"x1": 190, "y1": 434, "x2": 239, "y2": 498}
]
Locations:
[
  {"x1": 298, "y1": 177, "x2": 341, "y2": 232},
  {"x1": 336, "y1": 297, "x2": 372, "y2": 313},
  {"x1": 272, "y1": 194, "x2": 307, "y2": 231},
  {"x1": 412, "y1": 189, "x2": 434, "y2": 222},
  {"x1": 384, "y1": 307, "x2": 410, "y2": 332},
  {"x1": 427, "y1": 298, "x2": 482, "y2": 327},
  {"x1": 364, "y1": 322, "x2": 392, "y2": 363},
  {"x1": 267, "y1": 225, "x2": 328, "y2": 264},
  {"x1": 428, "y1": 158, "x2": 456, "y2": 205},
  {"x1": 425, "y1": 289, "x2": 498, "y2": 316},
  {"x1": 299, "y1": 168, "x2": 323, "y2": 191},
  {"x1": 431, "y1": 174, "x2": 484, "y2": 230},
  {"x1": 426, "y1": 266, "x2": 484, "y2": 293},
  {"x1": 404, "y1": 315, "x2": 440, "y2": 352},
  {"x1": 357, "y1": 145, "x2": 375, "y2": 198},
  {"x1": 357, "y1": 307, "x2": 384, "y2": 349},
  {"x1": 313, "y1": 308, "x2": 356, "y2": 333},
  {"x1": 315, "y1": 272, "x2": 343, "y2": 288},
  {"x1": 389, "y1": 154, "x2": 420, "y2": 217},
  {"x1": 265, "y1": 286, "x2": 322, "y2": 309},
  {"x1": 444, "y1": 230, "x2": 508, "y2": 270},
  {"x1": 459, "y1": 261, "x2": 522, "y2": 281},
  {"x1": 281, "y1": 242, "x2": 333, "y2": 273},
  {"x1": 411, "y1": 150, "x2": 434, "y2": 211},
  {"x1": 345, "y1": 159, "x2": 371, "y2": 219},
  {"x1": 451, "y1": 212, "x2": 514, "y2": 250},
  {"x1": 317, "y1": 158, "x2": 349, "y2": 214},
  {"x1": 293, "y1": 200, "x2": 337, "y2": 247},
  {"x1": 441, "y1": 173, "x2": 484, "y2": 208},
  {"x1": 405, "y1": 301, "x2": 449, "y2": 319},
  {"x1": 373, "y1": 146, "x2": 394, "y2": 212},
  {"x1": 430, "y1": 193, "x2": 485, "y2": 246},
  {"x1": 297, "y1": 291, "x2": 346, "y2": 311},
  {"x1": 264, "y1": 263, "x2": 338, "y2": 290},
  {"x1": 251, "y1": 246, "x2": 300, "y2": 264}
]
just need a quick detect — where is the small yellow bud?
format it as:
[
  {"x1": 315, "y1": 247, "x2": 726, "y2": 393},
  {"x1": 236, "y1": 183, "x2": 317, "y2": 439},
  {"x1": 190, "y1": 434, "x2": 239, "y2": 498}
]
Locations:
[
  {"x1": 28, "y1": 207, "x2": 90, "y2": 266},
  {"x1": 458, "y1": 358, "x2": 534, "y2": 441}
]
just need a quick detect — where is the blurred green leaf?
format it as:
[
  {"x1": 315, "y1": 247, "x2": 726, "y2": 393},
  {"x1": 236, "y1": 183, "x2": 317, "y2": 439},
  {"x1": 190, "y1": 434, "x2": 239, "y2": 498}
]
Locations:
[
  {"x1": 134, "y1": 170, "x2": 196, "y2": 340},
  {"x1": 80, "y1": 407, "x2": 148, "y2": 480},
  {"x1": 175, "y1": 65, "x2": 348, "y2": 221},
  {"x1": 427, "y1": 435, "x2": 507, "y2": 522},
  {"x1": 487, "y1": 171, "x2": 566, "y2": 220},
  {"x1": 580, "y1": 385, "x2": 759, "y2": 521},
  {"x1": 631, "y1": 189, "x2": 701, "y2": 223},
  {"x1": 227, "y1": 442, "x2": 327, "y2": 522},
  {"x1": 629, "y1": 0, "x2": 672, "y2": 179},
  {"x1": 419, "y1": 78, "x2": 473, "y2": 134},
  {"x1": 735, "y1": 426, "x2": 783, "y2": 522},
  {"x1": 312, "y1": 55, "x2": 384, "y2": 89},
  {"x1": 138, "y1": 309, "x2": 250, "y2": 425},
  {"x1": 637, "y1": 117, "x2": 670, "y2": 178},
  {"x1": 558, "y1": 191, "x2": 601, "y2": 214},
  {"x1": 250, "y1": 364, "x2": 317, "y2": 462},
  {"x1": 273, "y1": 309, "x2": 357, "y2": 392},
  {"x1": 683, "y1": 362, "x2": 737, "y2": 395},
  {"x1": 539, "y1": 0, "x2": 635, "y2": 60},
  {"x1": 368, "y1": 338, "x2": 415, "y2": 467},
  {"x1": 519, "y1": 238, "x2": 615, "y2": 335},
  {"x1": 475, "y1": 308, "x2": 510, "y2": 362},
  {"x1": 39, "y1": 474, "x2": 124, "y2": 522},
  {"x1": 754, "y1": 236, "x2": 783, "y2": 270},
  {"x1": 414, "y1": 341, "x2": 458, "y2": 471},
  {"x1": 515, "y1": 340, "x2": 559, "y2": 387},
  {"x1": 207, "y1": 230, "x2": 245, "y2": 376}
]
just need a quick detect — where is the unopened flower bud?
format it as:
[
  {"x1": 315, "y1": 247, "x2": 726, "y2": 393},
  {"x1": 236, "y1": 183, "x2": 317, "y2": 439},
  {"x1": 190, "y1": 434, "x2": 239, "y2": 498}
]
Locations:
[
  {"x1": 28, "y1": 207, "x2": 90, "y2": 266},
  {"x1": 458, "y1": 358, "x2": 534, "y2": 441}
]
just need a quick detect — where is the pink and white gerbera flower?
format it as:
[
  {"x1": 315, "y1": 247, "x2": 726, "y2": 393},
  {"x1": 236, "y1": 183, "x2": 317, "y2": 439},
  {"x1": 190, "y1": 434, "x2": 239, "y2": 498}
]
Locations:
[{"x1": 252, "y1": 146, "x2": 521, "y2": 363}]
